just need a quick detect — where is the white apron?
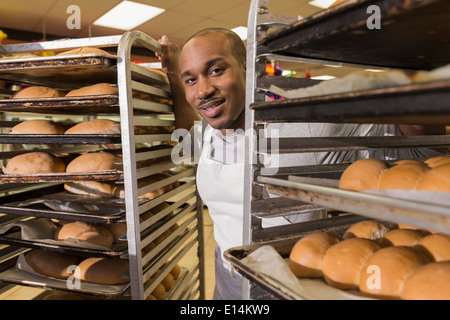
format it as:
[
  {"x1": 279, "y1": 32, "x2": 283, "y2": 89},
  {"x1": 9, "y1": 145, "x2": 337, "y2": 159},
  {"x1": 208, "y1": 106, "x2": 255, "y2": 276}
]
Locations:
[{"x1": 196, "y1": 125, "x2": 245, "y2": 300}]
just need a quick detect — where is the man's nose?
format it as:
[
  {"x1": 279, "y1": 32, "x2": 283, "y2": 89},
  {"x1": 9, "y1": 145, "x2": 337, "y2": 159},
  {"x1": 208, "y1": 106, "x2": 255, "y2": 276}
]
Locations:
[{"x1": 196, "y1": 76, "x2": 215, "y2": 99}]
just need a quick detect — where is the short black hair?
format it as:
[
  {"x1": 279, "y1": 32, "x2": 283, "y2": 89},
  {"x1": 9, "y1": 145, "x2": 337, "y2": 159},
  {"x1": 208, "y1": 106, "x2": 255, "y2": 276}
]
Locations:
[{"x1": 185, "y1": 28, "x2": 247, "y2": 66}]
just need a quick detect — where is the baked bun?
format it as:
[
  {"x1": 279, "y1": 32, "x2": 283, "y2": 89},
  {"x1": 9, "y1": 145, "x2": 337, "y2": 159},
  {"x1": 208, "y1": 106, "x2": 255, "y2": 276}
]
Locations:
[
  {"x1": 161, "y1": 273, "x2": 174, "y2": 291},
  {"x1": 5, "y1": 152, "x2": 66, "y2": 174},
  {"x1": 417, "y1": 163, "x2": 450, "y2": 192},
  {"x1": 65, "y1": 151, "x2": 122, "y2": 173},
  {"x1": 150, "y1": 283, "x2": 166, "y2": 300},
  {"x1": 25, "y1": 250, "x2": 81, "y2": 280},
  {"x1": 170, "y1": 264, "x2": 181, "y2": 280},
  {"x1": 9, "y1": 119, "x2": 66, "y2": 135},
  {"x1": 322, "y1": 238, "x2": 381, "y2": 290},
  {"x1": 77, "y1": 257, "x2": 129, "y2": 285},
  {"x1": 12, "y1": 86, "x2": 66, "y2": 99},
  {"x1": 103, "y1": 222, "x2": 127, "y2": 243},
  {"x1": 359, "y1": 246, "x2": 433, "y2": 299},
  {"x1": 401, "y1": 262, "x2": 450, "y2": 300},
  {"x1": 393, "y1": 159, "x2": 425, "y2": 166},
  {"x1": 64, "y1": 181, "x2": 116, "y2": 198},
  {"x1": 65, "y1": 83, "x2": 118, "y2": 97},
  {"x1": 64, "y1": 119, "x2": 120, "y2": 135},
  {"x1": 379, "y1": 229, "x2": 426, "y2": 247},
  {"x1": 289, "y1": 232, "x2": 340, "y2": 278},
  {"x1": 339, "y1": 159, "x2": 389, "y2": 191},
  {"x1": 343, "y1": 220, "x2": 390, "y2": 240},
  {"x1": 57, "y1": 47, "x2": 110, "y2": 56},
  {"x1": 424, "y1": 155, "x2": 450, "y2": 168},
  {"x1": 378, "y1": 163, "x2": 429, "y2": 190},
  {"x1": 55, "y1": 221, "x2": 114, "y2": 248},
  {"x1": 416, "y1": 233, "x2": 450, "y2": 262}
]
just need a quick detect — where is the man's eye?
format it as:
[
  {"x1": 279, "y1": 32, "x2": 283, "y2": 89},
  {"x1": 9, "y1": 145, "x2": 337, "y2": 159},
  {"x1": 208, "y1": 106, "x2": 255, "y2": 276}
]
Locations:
[{"x1": 211, "y1": 68, "x2": 224, "y2": 76}]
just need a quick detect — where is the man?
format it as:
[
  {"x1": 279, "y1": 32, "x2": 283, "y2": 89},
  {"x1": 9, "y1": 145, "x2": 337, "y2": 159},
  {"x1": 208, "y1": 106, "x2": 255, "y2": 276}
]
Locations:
[{"x1": 158, "y1": 28, "x2": 445, "y2": 300}]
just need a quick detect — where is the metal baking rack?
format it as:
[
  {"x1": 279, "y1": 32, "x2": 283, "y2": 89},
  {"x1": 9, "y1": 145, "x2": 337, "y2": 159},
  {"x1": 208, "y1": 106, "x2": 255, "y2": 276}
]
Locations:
[
  {"x1": 238, "y1": 0, "x2": 450, "y2": 300},
  {"x1": 0, "y1": 32, "x2": 205, "y2": 300}
]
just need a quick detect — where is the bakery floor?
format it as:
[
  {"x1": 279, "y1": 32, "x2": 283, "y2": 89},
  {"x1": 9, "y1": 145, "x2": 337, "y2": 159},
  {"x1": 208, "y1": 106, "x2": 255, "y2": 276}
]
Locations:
[{"x1": 0, "y1": 207, "x2": 217, "y2": 300}]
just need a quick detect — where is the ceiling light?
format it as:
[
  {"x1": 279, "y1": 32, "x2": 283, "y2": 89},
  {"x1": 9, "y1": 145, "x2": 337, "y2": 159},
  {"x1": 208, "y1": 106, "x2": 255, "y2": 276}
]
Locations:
[
  {"x1": 311, "y1": 75, "x2": 336, "y2": 80},
  {"x1": 93, "y1": 1, "x2": 165, "y2": 31},
  {"x1": 308, "y1": 0, "x2": 338, "y2": 9},
  {"x1": 231, "y1": 26, "x2": 248, "y2": 41}
]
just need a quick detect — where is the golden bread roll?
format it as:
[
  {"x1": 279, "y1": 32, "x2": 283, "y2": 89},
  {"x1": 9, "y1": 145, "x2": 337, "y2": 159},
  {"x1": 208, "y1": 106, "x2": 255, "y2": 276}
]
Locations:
[
  {"x1": 64, "y1": 119, "x2": 120, "y2": 135},
  {"x1": 57, "y1": 47, "x2": 110, "y2": 56},
  {"x1": 378, "y1": 229, "x2": 427, "y2": 247},
  {"x1": 416, "y1": 233, "x2": 450, "y2": 262},
  {"x1": 64, "y1": 181, "x2": 116, "y2": 198},
  {"x1": 378, "y1": 163, "x2": 429, "y2": 190},
  {"x1": 170, "y1": 264, "x2": 181, "y2": 280},
  {"x1": 161, "y1": 273, "x2": 174, "y2": 291},
  {"x1": 54, "y1": 221, "x2": 114, "y2": 248},
  {"x1": 65, "y1": 83, "x2": 118, "y2": 97},
  {"x1": 12, "y1": 86, "x2": 66, "y2": 99},
  {"x1": 401, "y1": 262, "x2": 450, "y2": 300},
  {"x1": 77, "y1": 257, "x2": 129, "y2": 285},
  {"x1": 359, "y1": 246, "x2": 433, "y2": 299},
  {"x1": 150, "y1": 283, "x2": 166, "y2": 300},
  {"x1": 5, "y1": 152, "x2": 66, "y2": 174},
  {"x1": 65, "y1": 151, "x2": 122, "y2": 172},
  {"x1": 9, "y1": 119, "x2": 66, "y2": 135},
  {"x1": 25, "y1": 250, "x2": 81, "y2": 280},
  {"x1": 339, "y1": 159, "x2": 389, "y2": 191},
  {"x1": 393, "y1": 159, "x2": 426, "y2": 166},
  {"x1": 424, "y1": 155, "x2": 450, "y2": 168},
  {"x1": 417, "y1": 163, "x2": 450, "y2": 192},
  {"x1": 289, "y1": 232, "x2": 340, "y2": 278},
  {"x1": 322, "y1": 238, "x2": 381, "y2": 290},
  {"x1": 343, "y1": 220, "x2": 390, "y2": 240}
]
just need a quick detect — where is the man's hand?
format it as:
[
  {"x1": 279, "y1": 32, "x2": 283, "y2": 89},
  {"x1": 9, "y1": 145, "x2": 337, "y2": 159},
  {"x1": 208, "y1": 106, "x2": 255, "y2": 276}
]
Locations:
[{"x1": 157, "y1": 35, "x2": 181, "y2": 78}]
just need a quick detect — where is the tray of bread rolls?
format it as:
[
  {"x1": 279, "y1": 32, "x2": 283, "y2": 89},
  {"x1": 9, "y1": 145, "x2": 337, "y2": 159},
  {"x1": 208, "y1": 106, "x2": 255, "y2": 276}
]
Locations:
[
  {"x1": 225, "y1": 215, "x2": 450, "y2": 300},
  {"x1": 258, "y1": 155, "x2": 450, "y2": 235}
]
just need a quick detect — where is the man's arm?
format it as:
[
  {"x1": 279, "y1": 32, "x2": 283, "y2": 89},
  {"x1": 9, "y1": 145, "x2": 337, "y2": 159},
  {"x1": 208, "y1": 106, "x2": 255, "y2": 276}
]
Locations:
[{"x1": 158, "y1": 35, "x2": 201, "y2": 131}]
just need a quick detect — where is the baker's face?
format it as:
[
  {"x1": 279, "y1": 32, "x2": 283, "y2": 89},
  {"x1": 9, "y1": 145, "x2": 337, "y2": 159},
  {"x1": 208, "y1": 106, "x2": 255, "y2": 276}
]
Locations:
[{"x1": 180, "y1": 33, "x2": 246, "y2": 132}]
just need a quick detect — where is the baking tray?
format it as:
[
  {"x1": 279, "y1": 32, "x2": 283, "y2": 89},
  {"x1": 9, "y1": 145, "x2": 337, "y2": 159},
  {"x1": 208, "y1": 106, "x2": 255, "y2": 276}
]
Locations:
[
  {"x1": 224, "y1": 214, "x2": 371, "y2": 300},
  {"x1": 0, "y1": 133, "x2": 121, "y2": 145},
  {"x1": 0, "y1": 185, "x2": 126, "y2": 224},
  {"x1": 252, "y1": 80, "x2": 450, "y2": 125},
  {"x1": 258, "y1": 175, "x2": 450, "y2": 235},
  {"x1": 0, "y1": 170, "x2": 123, "y2": 183},
  {"x1": 260, "y1": 0, "x2": 450, "y2": 70},
  {"x1": 0, "y1": 54, "x2": 117, "y2": 90}
]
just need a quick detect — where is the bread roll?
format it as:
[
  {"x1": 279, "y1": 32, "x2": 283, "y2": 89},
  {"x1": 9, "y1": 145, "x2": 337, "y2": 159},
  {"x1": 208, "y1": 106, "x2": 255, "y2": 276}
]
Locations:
[
  {"x1": 57, "y1": 47, "x2": 110, "y2": 56},
  {"x1": 12, "y1": 86, "x2": 66, "y2": 99},
  {"x1": 65, "y1": 83, "x2": 118, "y2": 97},
  {"x1": 416, "y1": 233, "x2": 450, "y2": 262},
  {"x1": 171, "y1": 264, "x2": 181, "y2": 280},
  {"x1": 401, "y1": 262, "x2": 450, "y2": 300},
  {"x1": 379, "y1": 229, "x2": 426, "y2": 247},
  {"x1": 150, "y1": 283, "x2": 166, "y2": 300},
  {"x1": 103, "y1": 222, "x2": 127, "y2": 243},
  {"x1": 378, "y1": 163, "x2": 429, "y2": 190},
  {"x1": 322, "y1": 238, "x2": 381, "y2": 290},
  {"x1": 417, "y1": 163, "x2": 450, "y2": 192},
  {"x1": 25, "y1": 250, "x2": 81, "y2": 280},
  {"x1": 77, "y1": 257, "x2": 129, "y2": 285},
  {"x1": 343, "y1": 220, "x2": 390, "y2": 240},
  {"x1": 339, "y1": 159, "x2": 389, "y2": 191},
  {"x1": 289, "y1": 232, "x2": 340, "y2": 278},
  {"x1": 55, "y1": 221, "x2": 114, "y2": 248},
  {"x1": 161, "y1": 273, "x2": 174, "y2": 291},
  {"x1": 359, "y1": 246, "x2": 433, "y2": 299},
  {"x1": 65, "y1": 151, "x2": 122, "y2": 173},
  {"x1": 64, "y1": 181, "x2": 116, "y2": 198},
  {"x1": 9, "y1": 119, "x2": 66, "y2": 135},
  {"x1": 64, "y1": 119, "x2": 120, "y2": 135},
  {"x1": 5, "y1": 152, "x2": 66, "y2": 174},
  {"x1": 393, "y1": 159, "x2": 426, "y2": 166},
  {"x1": 424, "y1": 155, "x2": 450, "y2": 168}
]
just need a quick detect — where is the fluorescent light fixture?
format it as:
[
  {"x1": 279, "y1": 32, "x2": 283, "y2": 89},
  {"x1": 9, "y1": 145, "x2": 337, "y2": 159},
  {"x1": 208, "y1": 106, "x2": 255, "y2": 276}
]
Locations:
[
  {"x1": 94, "y1": 1, "x2": 165, "y2": 30},
  {"x1": 365, "y1": 69, "x2": 384, "y2": 72},
  {"x1": 231, "y1": 26, "x2": 248, "y2": 41},
  {"x1": 308, "y1": 0, "x2": 337, "y2": 9},
  {"x1": 311, "y1": 75, "x2": 336, "y2": 80}
]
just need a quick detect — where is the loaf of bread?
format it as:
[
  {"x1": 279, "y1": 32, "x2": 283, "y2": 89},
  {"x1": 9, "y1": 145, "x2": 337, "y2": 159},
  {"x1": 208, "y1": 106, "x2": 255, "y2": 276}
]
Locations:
[
  {"x1": 57, "y1": 47, "x2": 110, "y2": 56},
  {"x1": 25, "y1": 250, "x2": 81, "y2": 280},
  {"x1": 65, "y1": 151, "x2": 122, "y2": 173},
  {"x1": 77, "y1": 257, "x2": 129, "y2": 285},
  {"x1": 64, "y1": 119, "x2": 120, "y2": 135},
  {"x1": 9, "y1": 119, "x2": 66, "y2": 135},
  {"x1": 12, "y1": 86, "x2": 66, "y2": 99},
  {"x1": 289, "y1": 232, "x2": 340, "y2": 278},
  {"x1": 322, "y1": 238, "x2": 381, "y2": 290},
  {"x1": 339, "y1": 159, "x2": 389, "y2": 191},
  {"x1": 54, "y1": 221, "x2": 114, "y2": 248},
  {"x1": 64, "y1": 181, "x2": 116, "y2": 198},
  {"x1": 5, "y1": 152, "x2": 66, "y2": 174},
  {"x1": 65, "y1": 83, "x2": 118, "y2": 97}
]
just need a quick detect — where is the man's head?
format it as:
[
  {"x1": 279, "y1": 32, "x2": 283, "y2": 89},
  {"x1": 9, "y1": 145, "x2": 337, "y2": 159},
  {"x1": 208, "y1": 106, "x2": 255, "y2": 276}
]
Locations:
[{"x1": 179, "y1": 28, "x2": 247, "y2": 133}]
